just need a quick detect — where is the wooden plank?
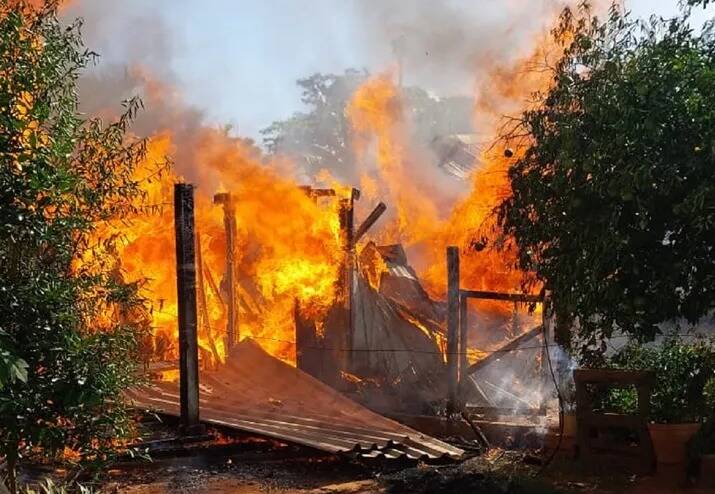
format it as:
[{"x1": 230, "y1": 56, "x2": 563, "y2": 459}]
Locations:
[
  {"x1": 579, "y1": 413, "x2": 644, "y2": 429},
  {"x1": 574, "y1": 369, "x2": 655, "y2": 385},
  {"x1": 459, "y1": 290, "x2": 543, "y2": 304},
  {"x1": 354, "y1": 202, "x2": 387, "y2": 245}
]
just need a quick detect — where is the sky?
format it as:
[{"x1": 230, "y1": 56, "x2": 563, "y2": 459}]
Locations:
[{"x1": 65, "y1": 0, "x2": 715, "y2": 142}]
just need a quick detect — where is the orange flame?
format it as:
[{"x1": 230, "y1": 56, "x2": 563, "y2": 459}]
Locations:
[
  {"x1": 100, "y1": 129, "x2": 345, "y2": 366},
  {"x1": 104, "y1": 21, "x2": 565, "y2": 367},
  {"x1": 346, "y1": 42, "x2": 559, "y2": 314}
]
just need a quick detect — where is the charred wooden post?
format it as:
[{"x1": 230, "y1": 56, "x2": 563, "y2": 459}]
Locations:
[
  {"x1": 338, "y1": 188, "x2": 360, "y2": 373},
  {"x1": 174, "y1": 183, "x2": 204, "y2": 435},
  {"x1": 213, "y1": 192, "x2": 238, "y2": 351},
  {"x1": 446, "y1": 246, "x2": 460, "y2": 414}
]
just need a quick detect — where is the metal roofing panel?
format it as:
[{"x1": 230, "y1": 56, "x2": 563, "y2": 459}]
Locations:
[{"x1": 128, "y1": 340, "x2": 463, "y2": 461}]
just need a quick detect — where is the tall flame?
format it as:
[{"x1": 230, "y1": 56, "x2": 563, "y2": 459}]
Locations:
[
  {"x1": 345, "y1": 40, "x2": 560, "y2": 313},
  {"x1": 101, "y1": 20, "x2": 566, "y2": 366},
  {"x1": 101, "y1": 129, "x2": 345, "y2": 366}
]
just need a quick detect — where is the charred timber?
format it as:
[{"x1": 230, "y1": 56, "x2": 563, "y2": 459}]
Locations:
[
  {"x1": 174, "y1": 183, "x2": 204, "y2": 435},
  {"x1": 459, "y1": 290, "x2": 543, "y2": 304},
  {"x1": 337, "y1": 189, "x2": 359, "y2": 374},
  {"x1": 299, "y1": 186, "x2": 337, "y2": 199},
  {"x1": 353, "y1": 202, "x2": 387, "y2": 245},
  {"x1": 446, "y1": 246, "x2": 460, "y2": 414},
  {"x1": 214, "y1": 192, "x2": 239, "y2": 350}
]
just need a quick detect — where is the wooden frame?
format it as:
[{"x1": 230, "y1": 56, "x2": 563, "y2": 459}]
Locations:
[
  {"x1": 445, "y1": 246, "x2": 546, "y2": 413},
  {"x1": 574, "y1": 369, "x2": 656, "y2": 472}
]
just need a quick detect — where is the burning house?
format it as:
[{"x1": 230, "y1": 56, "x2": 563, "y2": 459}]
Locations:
[
  {"x1": 125, "y1": 164, "x2": 553, "y2": 458},
  {"x1": 91, "y1": 50, "x2": 560, "y2": 458}
]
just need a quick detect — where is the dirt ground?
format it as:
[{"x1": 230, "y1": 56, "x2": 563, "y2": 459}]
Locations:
[{"x1": 100, "y1": 449, "x2": 715, "y2": 494}]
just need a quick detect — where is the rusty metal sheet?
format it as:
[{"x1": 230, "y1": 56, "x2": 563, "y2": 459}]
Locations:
[{"x1": 128, "y1": 339, "x2": 463, "y2": 461}]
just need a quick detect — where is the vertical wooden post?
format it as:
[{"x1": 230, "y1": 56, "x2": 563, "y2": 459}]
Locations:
[
  {"x1": 174, "y1": 183, "x2": 203, "y2": 435},
  {"x1": 446, "y1": 246, "x2": 460, "y2": 414},
  {"x1": 224, "y1": 194, "x2": 238, "y2": 350},
  {"x1": 337, "y1": 188, "x2": 360, "y2": 374},
  {"x1": 458, "y1": 293, "x2": 468, "y2": 390}
]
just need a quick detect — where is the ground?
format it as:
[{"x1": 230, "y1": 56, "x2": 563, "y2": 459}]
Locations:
[
  {"x1": 100, "y1": 449, "x2": 715, "y2": 493},
  {"x1": 16, "y1": 417, "x2": 715, "y2": 493}
]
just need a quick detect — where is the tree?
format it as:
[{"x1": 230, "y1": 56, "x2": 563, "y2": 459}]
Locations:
[
  {"x1": 0, "y1": 2, "x2": 156, "y2": 491},
  {"x1": 261, "y1": 70, "x2": 367, "y2": 180},
  {"x1": 261, "y1": 70, "x2": 473, "y2": 182},
  {"x1": 498, "y1": 2, "x2": 715, "y2": 362}
]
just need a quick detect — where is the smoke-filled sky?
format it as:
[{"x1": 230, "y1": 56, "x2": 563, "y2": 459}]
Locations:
[{"x1": 64, "y1": 0, "x2": 713, "y2": 141}]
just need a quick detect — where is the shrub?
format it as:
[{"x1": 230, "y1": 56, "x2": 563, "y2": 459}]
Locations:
[{"x1": 608, "y1": 337, "x2": 715, "y2": 423}]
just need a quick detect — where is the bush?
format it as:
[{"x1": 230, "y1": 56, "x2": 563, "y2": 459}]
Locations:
[
  {"x1": 21, "y1": 479, "x2": 96, "y2": 494},
  {"x1": 608, "y1": 337, "x2": 715, "y2": 423},
  {"x1": 0, "y1": 3, "x2": 162, "y2": 492}
]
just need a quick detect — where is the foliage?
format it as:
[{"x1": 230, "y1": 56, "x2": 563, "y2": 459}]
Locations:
[
  {"x1": 607, "y1": 337, "x2": 715, "y2": 423},
  {"x1": 497, "y1": 1, "x2": 715, "y2": 361},
  {"x1": 21, "y1": 479, "x2": 96, "y2": 494},
  {"x1": 687, "y1": 377, "x2": 715, "y2": 463},
  {"x1": 261, "y1": 70, "x2": 473, "y2": 181},
  {"x1": 0, "y1": 2, "x2": 159, "y2": 492},
  {"x1": 260, "y1": 70, "x2": 366, "y2": 179},
  {"x1": 0, "y1": 330, "x2": 27, "y2": 389}
]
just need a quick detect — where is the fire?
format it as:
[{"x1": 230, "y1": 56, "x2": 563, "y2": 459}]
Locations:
[
  {"x1": 110, "y1": 48, "x2": 555, "y2": 371},
  {"x1": 345, "y1": 42, "x2": 559, "y2": 315},
  {"x1": 99, "y1": 129, "x2": 345, "y2": 367},
  {"x1": 95, "y1": 14, "x2": 565, "y2": 369},
  {"x1": 347, "y1": 74, "x2": 440, "y2": 244}
]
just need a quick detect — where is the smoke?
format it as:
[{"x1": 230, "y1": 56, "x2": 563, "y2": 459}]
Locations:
[
  {"x1": 352, "y1": 0, "x2": 572, "y2": 96},
  {"x1": 64, "y1": 0, "x2": 577, "y2": 138}
]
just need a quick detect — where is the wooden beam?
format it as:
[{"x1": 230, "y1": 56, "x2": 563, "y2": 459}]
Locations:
[
  {"x1": 299, "y1": 186, "x2": 337, "y2": 200},
  {"x1": 353, "y1": 202, "x2": 387, "y2": 244},
  {"x1": 446, "y1": 246, "x2": 460, "y2": 414},
  {"x1": 459, "y1": 289, "x2": 543, "y2": 304},
  {"x1": 338, "y1": 188, "x2": 359, "y2": 374},
  {"x1": 573, "y1": 369, "x2": 655, "y2": 385},
  {"x1": 213, "y1": 192, "x2": 239, "y2": 350},
  {"x1": 174, "y1": 183, "x2": 204, "y2": 435}
]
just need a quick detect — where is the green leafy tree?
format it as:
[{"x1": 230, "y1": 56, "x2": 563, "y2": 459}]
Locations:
[
  {"x1": 498, "y1": 2, "x2": 715, "y2": 362},
  {"x1": 0, "y1": 2, "x2": 157, "y2": 491}
]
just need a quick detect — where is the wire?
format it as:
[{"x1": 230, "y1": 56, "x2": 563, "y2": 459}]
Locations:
[
  {"x1": 536, "y1": 320, "x2": 564, "y2": 476},
  {"x1": 246, "y1": 333, "x2": 563, "y2": 355}
]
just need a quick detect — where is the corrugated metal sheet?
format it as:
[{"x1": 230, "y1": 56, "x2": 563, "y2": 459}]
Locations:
[{"x1": 127, "y1": 339, "x2": 463, "y2": 461}]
